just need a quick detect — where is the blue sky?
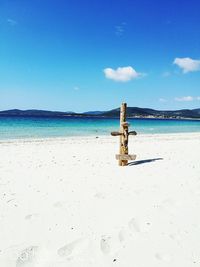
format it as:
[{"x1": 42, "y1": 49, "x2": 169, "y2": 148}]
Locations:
[{"x1": 0, "y1": 0, "x2": 200, "y2": 112}]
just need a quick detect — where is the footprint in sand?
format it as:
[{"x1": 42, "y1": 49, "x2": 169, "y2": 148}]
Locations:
[
  {"x1": 100, "y1": 235, "x2": 121, "y2": 255},
  {"x1": 53, "y1": 201, "x2": 66, "y2": 208},
  {"x1": 94, "y1": 192, "x2": 105, "y2": 199},
  {"x1": 128, "y1": 218, "x2": 140, "y2": 233},
  {"x1": 118, "y1": 228, "x2": 130, "y2": 243},
  {"x1": 155, "y1": 252, "x2": 171, "y2": 262},
  {"x1": 25, "y1": 214, "x2": 39, "y2": 220},
  {"x1": 16, "y1": 246, "x2": 38, "y2": 267},
  {"x1": 57, "y1": 238, "x2": 89, "y2": 258},
  {"x1": 128, "y1": 217, "x2": 152, "y2": 234}
]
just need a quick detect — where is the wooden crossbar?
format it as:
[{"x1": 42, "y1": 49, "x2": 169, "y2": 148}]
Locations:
[
  {"x1": 116, "y1": 154, "x2": 137, "y2": 161},
  {"x1": 111, "y1": 131, "x2": 122, "y2": 136}
]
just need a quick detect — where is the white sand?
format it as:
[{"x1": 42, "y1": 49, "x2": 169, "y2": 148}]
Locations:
[{"x1": 0, "y1": 133, "x2": 200, "y2": 267}]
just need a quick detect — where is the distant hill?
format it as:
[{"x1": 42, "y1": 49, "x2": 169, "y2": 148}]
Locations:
[
  {"x1": 102, "y1": 107, "x2": 200, "y2": 119},
  {"x1": 0, "y1": 109, "x2": 75, "y2": 116},
  {"x1": 0, "y1": 108, "x2": 200, "y2": 119}
]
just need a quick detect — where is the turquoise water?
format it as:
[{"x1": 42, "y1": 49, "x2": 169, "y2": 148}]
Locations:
[{"x1": 0, "y1": 116, "x2": 200, "y2": 140}]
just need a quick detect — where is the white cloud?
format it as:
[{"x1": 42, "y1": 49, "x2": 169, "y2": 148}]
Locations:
[
  {"x1": 7, "y1": 18, "x2": 17, "y2": 26},
  {"x1": 175, "y1": 96, "x2": 194, "y2": 102},
  {"x1": 173, "y1": 57, "x2": 200, "y2": 73},
  {"x1": 175, "y1": 96, "x2": 200, "y2": 102},
  {"x1": 103, "y1": 66, "x2": 142, "y2": 82},
  {"x1": 115, "y1": 22, "x2": 126, "y2": 36},
  {"x1": 115, "y1": 26, "x2": 124, "y2": 36}
]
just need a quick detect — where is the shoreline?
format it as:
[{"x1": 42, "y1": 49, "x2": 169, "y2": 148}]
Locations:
[
  {"x1": 0, "y1": 131, "x2": 200, "y2": 144},
  {"x1": 1, "y1": 114, "x2": 200, "y2": 122}
]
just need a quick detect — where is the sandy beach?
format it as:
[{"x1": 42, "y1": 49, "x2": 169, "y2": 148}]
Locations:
[{"x1": 0, "y1": 133, "x2": 200, "y2": 267}]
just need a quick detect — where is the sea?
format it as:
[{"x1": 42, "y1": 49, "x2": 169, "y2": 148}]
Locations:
[{"x1": 0, "y1": 116, "x2": 200, "y2": 140}]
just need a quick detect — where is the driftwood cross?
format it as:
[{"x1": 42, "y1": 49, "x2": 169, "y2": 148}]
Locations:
[{"x1": 111, "y1": 103, "x2": 137, "y2": 166}]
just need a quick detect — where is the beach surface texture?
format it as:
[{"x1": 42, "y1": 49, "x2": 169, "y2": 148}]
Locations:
[{"x1": 0, "y1": 133, "x2": 200, "y2": 267}]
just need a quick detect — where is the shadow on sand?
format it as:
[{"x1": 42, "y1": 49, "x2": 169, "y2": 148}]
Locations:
[{"x1": 128, "y1": 158, "x2": 163, "y2": 166}]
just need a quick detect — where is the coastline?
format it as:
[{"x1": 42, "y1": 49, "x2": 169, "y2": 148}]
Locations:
[
  {"x1": 0, "y1": 131, "x2": 200, "y2": 144},
  {"x1": 1, "y1": 114, "x2": 200, "y2": 120},
  {"x1": 0, "y1": 132, "x2": 200, "y2": 266}
]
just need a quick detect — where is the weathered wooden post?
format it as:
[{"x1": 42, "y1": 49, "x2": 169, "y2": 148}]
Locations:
[{"x1": 111, "y1": 103, "x2": 137, "y2": 166}]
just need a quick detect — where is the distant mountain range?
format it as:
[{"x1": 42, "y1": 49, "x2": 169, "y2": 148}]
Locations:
[
  {"x1": 102, "y1": 107, "x2": 200, "y2": 119},
  {"x1": 0, "y1": 109, "x2": 75, "y2": 116},
  {"x1": 0, "y1": 108, "x2": 200, "y2": 119}
]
